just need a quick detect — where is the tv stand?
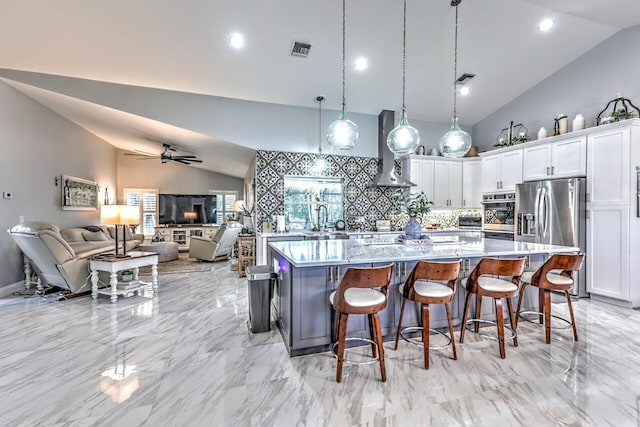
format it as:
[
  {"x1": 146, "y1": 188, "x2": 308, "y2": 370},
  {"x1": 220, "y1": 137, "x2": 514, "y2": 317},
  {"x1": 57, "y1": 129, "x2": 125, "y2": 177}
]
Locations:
[{"x1": 154, "y1": 225, "x2": 220, "y2": 251}]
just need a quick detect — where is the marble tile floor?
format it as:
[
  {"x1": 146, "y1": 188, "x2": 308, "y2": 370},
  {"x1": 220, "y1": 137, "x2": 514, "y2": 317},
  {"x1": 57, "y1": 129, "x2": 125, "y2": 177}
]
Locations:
[{"x1": 1, "y1": 263, "x2": 640, "y2": 426}]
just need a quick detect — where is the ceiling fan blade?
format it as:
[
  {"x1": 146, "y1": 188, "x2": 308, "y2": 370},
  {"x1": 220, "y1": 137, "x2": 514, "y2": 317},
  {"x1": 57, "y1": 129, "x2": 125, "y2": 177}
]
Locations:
[
  {"x1": 173, "y1": 159, "x2": 190, "y2": 165},
  {"x1": 172, "y1": 155, "x2": 197, "y2": 160},
  {"x1": 187, "y1": 159, "x2": 203, "y2": 163}
]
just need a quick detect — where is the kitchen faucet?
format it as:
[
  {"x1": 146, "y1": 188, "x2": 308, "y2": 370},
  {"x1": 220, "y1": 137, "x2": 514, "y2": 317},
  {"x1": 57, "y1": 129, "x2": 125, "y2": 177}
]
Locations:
[{"x1": 315, "y1": 204, "x2": 328, "y2": 231}]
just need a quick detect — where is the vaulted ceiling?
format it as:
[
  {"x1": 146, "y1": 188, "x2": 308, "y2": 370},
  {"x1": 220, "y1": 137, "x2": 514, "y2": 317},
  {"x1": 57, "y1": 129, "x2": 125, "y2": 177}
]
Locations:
[{"x1": 1, "y1": 0, "x2": 638, "y2": 177}]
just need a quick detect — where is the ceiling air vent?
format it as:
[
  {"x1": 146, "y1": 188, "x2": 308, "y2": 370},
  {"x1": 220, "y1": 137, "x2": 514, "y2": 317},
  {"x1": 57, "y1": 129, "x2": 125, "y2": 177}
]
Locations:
[
  {"x1": 456, "y1": 73, "x2": 476, "y2": 84},
  {"x1": 290, "y1": 41, "x2": 312, "y2": 58}
]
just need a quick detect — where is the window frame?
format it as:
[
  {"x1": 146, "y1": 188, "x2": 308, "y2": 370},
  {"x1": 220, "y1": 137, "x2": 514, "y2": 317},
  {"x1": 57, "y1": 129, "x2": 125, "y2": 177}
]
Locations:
[{"x1": 123, "y1": 188, "x2": 159, "y2": 237}]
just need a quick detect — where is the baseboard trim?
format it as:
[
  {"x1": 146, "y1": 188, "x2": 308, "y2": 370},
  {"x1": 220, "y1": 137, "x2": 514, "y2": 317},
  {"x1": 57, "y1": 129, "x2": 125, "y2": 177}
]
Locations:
[{"x1": 0, "y1": 281, "x2": 26, "y2": 298}]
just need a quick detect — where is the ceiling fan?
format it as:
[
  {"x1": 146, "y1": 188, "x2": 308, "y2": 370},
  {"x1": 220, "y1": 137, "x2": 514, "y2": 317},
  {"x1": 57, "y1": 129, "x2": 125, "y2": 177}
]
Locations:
[{"x1": 125, "y1": 144, "x2": 203, "y2": 165}]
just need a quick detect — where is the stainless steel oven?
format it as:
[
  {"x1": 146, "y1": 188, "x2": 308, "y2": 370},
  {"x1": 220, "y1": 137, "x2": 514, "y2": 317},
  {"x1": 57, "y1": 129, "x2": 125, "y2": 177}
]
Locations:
[{"x1": 482, "y1": 192, "x2": 515, "y2": 238}]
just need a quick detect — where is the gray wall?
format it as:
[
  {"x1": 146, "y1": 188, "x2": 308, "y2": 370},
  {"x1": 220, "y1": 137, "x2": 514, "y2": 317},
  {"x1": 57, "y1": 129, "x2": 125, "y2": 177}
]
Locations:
[
  {"x1": 0, "y1": 81, "x2": 117, "y2": 289},
  {"x1": 116, "y1": 149, "x2": 244, "y2": 197},
  {"x1": 473, "y1": 25, "x2": 640, "y2": 151}
]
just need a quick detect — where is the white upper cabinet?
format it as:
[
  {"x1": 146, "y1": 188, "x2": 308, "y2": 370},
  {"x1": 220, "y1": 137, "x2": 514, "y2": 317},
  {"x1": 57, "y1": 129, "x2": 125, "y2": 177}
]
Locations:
[
  {"x1": 433, "y1": 160, "x2": 463, "y2": 208},
  {"x1": 481, "y1": 149, "x2": 523, "y2": 193},
  {"x1": 409, "y1": 158, "x2": 435, "y2": 202},
  {"x1": 587, "y1": 127, "x2": 630, "y2": 205},
  {"x1": 522, "y1": 136, "x2": 586, "y2": 181},
  {"x1": 463, "y1": 160, "x2": 482, "y2": 208}
]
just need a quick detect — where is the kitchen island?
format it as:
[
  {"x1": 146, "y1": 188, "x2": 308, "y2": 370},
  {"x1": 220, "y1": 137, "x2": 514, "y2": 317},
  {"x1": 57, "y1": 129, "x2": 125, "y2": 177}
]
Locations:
[{"x1": 266, "y1": 236, "x2": 580, "y2": 356}]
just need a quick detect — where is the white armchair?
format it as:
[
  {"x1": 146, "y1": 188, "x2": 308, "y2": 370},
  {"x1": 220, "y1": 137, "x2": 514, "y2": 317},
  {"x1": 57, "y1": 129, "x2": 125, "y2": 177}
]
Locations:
[{"x1": 189, "y1": 224, "x2": 242, "y2": 261}]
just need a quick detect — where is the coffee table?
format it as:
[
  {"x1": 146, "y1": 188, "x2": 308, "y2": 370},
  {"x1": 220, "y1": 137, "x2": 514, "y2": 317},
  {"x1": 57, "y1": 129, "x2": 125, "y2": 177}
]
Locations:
[{"x1": 90, "y1": 251, "x2": 159, "y2": 303}]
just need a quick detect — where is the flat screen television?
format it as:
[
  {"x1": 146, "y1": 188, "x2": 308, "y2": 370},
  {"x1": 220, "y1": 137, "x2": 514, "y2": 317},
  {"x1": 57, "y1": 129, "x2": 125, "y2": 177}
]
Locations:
[{"x1": 158, "y1": 194, "x2": 217, "y2": 225}]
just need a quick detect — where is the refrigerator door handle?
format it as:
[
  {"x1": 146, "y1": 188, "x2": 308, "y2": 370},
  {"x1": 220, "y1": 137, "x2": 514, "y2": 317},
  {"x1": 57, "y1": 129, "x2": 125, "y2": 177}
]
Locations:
[
  {"x1": 534, "y1": 186, "x2": 542, "y2": 238},
  {"x1": 542, "y1": 188, "x2": 549, "y2": 239}
]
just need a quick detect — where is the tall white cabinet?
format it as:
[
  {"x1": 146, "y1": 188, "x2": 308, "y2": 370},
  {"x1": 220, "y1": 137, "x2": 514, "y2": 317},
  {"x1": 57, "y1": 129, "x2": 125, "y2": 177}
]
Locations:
[{"x1": 585, "y1": 121, "x2": 640, "y2": 306}]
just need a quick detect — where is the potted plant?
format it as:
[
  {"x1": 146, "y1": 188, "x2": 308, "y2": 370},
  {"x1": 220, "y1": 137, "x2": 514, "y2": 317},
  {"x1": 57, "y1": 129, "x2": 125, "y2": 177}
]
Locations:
[
  {"x1": 121, "y1": 269, "x2": 134, "y2": 282},
  {"x1": 394, "y1": 190, "x2": 433, "y2": 239}
]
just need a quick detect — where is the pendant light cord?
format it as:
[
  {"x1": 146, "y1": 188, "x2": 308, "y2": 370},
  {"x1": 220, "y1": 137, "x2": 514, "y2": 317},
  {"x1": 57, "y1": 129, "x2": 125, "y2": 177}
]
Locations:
[
  {"x1": 318, "y1": 97, "x2": 323, "y2": 153},
  {"x1": 341, "y1": 0, "x2": 346, "y2": 108},
  {"x1": 452, "y1": 3, "x2": 459, "y2": 119},
  {"x1": 402, "y1": 0, "x2": 407, "y2": 112}
]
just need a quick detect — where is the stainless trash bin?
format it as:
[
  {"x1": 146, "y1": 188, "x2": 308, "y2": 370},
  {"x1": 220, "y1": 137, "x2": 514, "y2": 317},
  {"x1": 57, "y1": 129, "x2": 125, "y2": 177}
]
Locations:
[{"x1": 246, "y1": 265, "x2": 276, "y2": 333}]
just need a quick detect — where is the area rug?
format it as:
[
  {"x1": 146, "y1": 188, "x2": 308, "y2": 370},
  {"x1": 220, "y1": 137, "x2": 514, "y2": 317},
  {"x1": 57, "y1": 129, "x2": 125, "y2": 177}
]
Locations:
[{"x1": 139, "y1": 253, "x2": 212, "y2": 275}]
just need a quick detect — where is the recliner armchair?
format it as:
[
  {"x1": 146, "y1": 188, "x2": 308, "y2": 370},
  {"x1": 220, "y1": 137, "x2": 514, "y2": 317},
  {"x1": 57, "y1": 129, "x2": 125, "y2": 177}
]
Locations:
[{"x1": 189, "y1": 224, "x2": 241, "y2": 261}]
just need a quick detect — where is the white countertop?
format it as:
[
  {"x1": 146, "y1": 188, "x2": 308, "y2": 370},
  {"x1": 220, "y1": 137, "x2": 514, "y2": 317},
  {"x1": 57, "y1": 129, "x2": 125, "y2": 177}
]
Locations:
[
  {"x1": 268, "y1": 237, "x2": 579, "y2": 267},
  {"x1": 258, "y1": 228, "x2": 479, "y2": 238}
]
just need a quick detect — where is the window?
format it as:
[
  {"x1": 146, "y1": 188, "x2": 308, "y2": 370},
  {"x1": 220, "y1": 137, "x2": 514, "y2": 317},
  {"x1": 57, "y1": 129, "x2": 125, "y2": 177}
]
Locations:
[
  {"x1": 123, "y1": 188, "x2": 159, "y2": 236},
  {"x1": 284, "y1": 177, "x2": 343, "y2": 230},
  {"x1": 209, "y1": 190, "x2": 238, "y2": 223}
]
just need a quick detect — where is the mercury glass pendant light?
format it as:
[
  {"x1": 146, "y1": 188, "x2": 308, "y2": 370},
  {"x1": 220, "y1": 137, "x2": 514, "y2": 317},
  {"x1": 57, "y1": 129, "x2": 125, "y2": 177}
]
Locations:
[
  {"x1": 326, "y1": 0, "x2": 359, "y2": 150},
  {"x1": 311, "y1": 96, "x2": 328, "y2": 175},
  {"x1": 387, "y1": 0, "x2": 420, "y2": 156},
  {"x1": 438, "y1": 0, "x2": 472, "y2": 158}
]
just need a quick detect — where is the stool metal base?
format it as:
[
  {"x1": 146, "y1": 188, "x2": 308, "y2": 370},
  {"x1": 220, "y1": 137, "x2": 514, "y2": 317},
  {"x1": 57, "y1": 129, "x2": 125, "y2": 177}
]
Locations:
[
  {"x1": 518, "y1": 310, "x2": 572, "y2": 330},
  {"x1": 464, "y1": 318, "x2": 516, "y2": 341},
  {"x1": 399, "y1": 326, "x2": 452, "y2": 350},
  {"x1": 332, "y1": 337, "x2": 379, "y2": 366}
]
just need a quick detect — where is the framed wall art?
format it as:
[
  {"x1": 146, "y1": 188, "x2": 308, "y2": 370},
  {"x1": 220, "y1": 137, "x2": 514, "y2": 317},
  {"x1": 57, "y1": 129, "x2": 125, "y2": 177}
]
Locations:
[{"x1": 61, "y1": 175, "x2": 99, "y2": 210}]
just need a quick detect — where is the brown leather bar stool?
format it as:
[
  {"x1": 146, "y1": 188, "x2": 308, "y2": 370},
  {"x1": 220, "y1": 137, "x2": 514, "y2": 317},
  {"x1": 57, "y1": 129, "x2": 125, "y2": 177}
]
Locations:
[
  {"x1": 329, "y1": 264, "x2": 393, "y2": 383},
  {"x1": 515, "y1": 253, "x2": 585, "y2": 344},
  {"x1": 393, "y1": 260, "x2": 461, "y2": 369},
  {"x1": 460, "y1": 257, "x2": 526, "y2": 359}
]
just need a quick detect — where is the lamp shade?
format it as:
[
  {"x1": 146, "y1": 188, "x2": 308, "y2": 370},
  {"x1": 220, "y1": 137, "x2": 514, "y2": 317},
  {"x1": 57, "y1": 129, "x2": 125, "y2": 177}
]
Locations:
[
  {"x1": 233, "y1": 200, "x2": 247, "y2": 213},
  {"x1": 100, "y1": 205, "x2": 140, "y2": 225}
]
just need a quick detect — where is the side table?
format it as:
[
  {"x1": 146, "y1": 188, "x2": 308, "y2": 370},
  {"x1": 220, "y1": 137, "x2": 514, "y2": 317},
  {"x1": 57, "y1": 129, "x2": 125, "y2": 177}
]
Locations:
[
  {"x1": 237, "y1": 236, "x2": 256, "y2": 277},
  {"x1": 90, "y1": 251, "x2": 159, "y2": 303}
]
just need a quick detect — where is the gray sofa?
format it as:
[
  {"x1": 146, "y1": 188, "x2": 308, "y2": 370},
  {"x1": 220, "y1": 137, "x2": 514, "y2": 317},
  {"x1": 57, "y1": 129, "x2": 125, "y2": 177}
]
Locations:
[
  {"x1": 189, "y1": 223, "x2": 241, "y2": 261},
  {"x1": 8, "y1": 222, "x2": 143, "y2": 293}
]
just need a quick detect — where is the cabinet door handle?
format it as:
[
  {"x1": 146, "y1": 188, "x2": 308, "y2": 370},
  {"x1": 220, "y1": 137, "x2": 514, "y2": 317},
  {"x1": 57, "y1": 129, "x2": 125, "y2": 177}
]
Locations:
[
  {"x1": 396, "y1": 262, "x2": 401, "y2": 277},
  {"x1": 329, "y1": 266, "x2": 334, "y2": 283},
  {"x1": 402, "y1": 262, "x2": 407, "y2": 276},
  {"x1": 551, "y1": 166, "x2": 555, "y2": 175},
  {"x1": 546, "y1": 166, "x2": 550, "y2": 175},
  {"x1": 463, "y1": 199, "x2": 466, "y2": 207}
]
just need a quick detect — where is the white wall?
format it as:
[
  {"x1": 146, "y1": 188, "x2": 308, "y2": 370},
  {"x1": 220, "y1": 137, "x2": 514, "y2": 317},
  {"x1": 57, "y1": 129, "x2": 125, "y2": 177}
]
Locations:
[
  {"x1": 0, "y1": 81, "x2": 117, "y2": 288},
  {"x1": 472, "y1": 25, "x2": 640, "y2": 151}
]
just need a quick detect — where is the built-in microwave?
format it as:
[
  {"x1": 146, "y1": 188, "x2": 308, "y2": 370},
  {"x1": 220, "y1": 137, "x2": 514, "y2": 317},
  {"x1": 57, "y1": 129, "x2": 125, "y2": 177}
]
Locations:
[{"x1": 481, "y1": 193, "x2": 515, "y2": 233}]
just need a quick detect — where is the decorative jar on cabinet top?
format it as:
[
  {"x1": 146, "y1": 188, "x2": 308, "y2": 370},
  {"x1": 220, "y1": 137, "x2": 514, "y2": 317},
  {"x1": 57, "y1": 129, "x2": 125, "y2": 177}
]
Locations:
[{"x1": 572, "y1": 114, "x2": 585, "y2": 131}]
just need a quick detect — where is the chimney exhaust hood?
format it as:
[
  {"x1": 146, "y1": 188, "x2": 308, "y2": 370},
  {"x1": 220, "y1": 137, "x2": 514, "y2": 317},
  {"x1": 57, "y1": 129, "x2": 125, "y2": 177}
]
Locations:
[{"x1": 373, "y1": 110, "x2": 416, "y2": 187}]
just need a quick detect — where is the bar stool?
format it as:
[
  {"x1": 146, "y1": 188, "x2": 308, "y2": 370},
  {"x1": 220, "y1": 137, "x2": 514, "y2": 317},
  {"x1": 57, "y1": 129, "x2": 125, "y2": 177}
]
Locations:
[
  {"x1": 329, "y1": 264, "x2": 393, "y2": 383},
  {"x1": 515, "y1": 253, "x2": 584, "y2": 344},
  {"x1": 459, "y1": 257, "x2": 526, "y2": 359},
  {"x1": 393, "y1": 260, "x2": 461, "y2": 369}
]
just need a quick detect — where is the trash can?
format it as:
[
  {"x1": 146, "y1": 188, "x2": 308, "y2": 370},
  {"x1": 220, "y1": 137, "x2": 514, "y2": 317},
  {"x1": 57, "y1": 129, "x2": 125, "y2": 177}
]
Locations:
[{"x1": 246, "y1": 265, "x2": 276, "y2": 333}]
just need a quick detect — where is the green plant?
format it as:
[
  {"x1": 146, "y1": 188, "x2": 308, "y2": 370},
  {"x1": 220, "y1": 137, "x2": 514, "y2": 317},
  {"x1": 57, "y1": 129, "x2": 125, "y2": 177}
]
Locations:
[
  {"x1": 394, "y1": 190, "x2": 432, "y2": 217},
  {"x1": 121, "y1": 269, "x2": 133, "y2": 276},
  {"x1": 611, "y1": 108, "x2": 636, "y2": 121}
]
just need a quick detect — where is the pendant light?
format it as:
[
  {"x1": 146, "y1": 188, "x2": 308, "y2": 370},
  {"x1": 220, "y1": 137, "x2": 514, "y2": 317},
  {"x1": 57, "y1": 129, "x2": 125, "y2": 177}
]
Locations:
[
  {"x1": 438, "y1": 0, "x2": 472, "y2": 158},
  {"x1": 311, "y1": 96, "x2": 328, "y2": 175},
  {"x1": 326, "y1": 0, "x2": 359, "y2": 150},
  {"x1": 387, "y1": 0, "x2": 420, "y2": 156}
]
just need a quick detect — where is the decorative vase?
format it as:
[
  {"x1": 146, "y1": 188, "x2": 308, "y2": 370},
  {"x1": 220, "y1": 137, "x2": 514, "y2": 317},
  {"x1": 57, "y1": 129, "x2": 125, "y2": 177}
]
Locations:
[
  {"x1": 572, "y1": 114, "x2": 585, "y2": 131},
  {"x1": 537, "y1": 127, "x2": 547, "y2": 140},
  {"x1": 404, "y1": 217, "x2": 422, "y2": 240}
]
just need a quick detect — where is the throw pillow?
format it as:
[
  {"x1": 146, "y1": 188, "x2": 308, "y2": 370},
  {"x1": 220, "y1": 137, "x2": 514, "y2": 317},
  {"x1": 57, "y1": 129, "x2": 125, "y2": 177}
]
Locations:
[{"x1": 82, "y1": 230, "x2": 109, "y2": 241}]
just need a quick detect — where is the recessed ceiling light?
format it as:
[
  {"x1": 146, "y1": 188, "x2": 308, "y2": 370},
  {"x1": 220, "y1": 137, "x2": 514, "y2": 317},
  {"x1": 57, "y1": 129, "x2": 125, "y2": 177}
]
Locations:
[
  {"x1": 459, "y1": 86, "x2": 470, "y2": 96},
  {"x1": 229, "y1": 32, "x2": 245, "y2": 49},
  {"x1": 538, "y1": 19, "x2": 554, "y2": 32},
  {"x1": 354, "y1": 57, "x2": 368, "y2": 71}
]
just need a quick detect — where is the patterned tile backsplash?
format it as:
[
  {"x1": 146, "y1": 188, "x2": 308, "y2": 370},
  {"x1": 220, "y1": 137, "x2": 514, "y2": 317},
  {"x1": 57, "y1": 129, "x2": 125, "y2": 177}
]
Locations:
[{"x1": 254, "y1": 150, "x2": 481, "y2": 232}]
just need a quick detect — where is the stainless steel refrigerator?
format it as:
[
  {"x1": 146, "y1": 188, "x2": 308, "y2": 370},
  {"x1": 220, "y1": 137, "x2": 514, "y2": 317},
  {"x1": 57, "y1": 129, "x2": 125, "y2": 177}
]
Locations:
[{"x1": 515, "y1": 177, "x2": 587, "y2": 297}]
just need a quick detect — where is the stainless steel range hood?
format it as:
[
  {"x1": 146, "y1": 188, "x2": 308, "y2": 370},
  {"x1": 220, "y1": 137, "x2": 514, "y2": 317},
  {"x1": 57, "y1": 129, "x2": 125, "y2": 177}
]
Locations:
[{"x1": 373, "y1": 110, "x2": 416, "y2": 187}]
